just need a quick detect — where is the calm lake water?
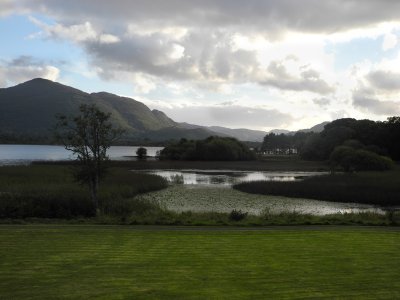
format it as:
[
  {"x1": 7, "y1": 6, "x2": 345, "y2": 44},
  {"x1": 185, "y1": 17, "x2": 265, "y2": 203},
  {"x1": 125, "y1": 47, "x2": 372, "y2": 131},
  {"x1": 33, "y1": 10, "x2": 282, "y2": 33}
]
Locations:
[
  {"x1": 0, "y1": 144, "x2": 163, "y2": 165},
  {"x1": 140, "y1": 169, "x2": 329, "y2": 186}
]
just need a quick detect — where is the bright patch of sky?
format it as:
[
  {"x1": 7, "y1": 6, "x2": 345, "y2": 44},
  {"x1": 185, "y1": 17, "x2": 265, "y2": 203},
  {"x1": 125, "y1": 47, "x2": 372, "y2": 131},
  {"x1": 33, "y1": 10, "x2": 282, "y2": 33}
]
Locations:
[
  {"x1": 0, "y1": 14, "x2": 80, "y2": 62},
  {"x1": 326, "y1": 37, "x2": 399, "y2": 71}
]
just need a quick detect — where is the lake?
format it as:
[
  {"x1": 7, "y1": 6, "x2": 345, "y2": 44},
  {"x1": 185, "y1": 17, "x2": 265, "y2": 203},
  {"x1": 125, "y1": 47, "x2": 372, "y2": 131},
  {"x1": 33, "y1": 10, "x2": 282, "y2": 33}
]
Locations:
[
  {"x1": 0, "y1": 144, "x2": 164, "y2": 165},
  {"x1": 140, "y1": 169, "x2": 328, "y2": 186}
]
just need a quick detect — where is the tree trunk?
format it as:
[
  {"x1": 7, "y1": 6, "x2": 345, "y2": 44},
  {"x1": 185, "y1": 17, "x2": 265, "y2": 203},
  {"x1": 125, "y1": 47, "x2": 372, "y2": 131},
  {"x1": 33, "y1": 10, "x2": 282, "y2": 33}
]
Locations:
[{"x1": 90, "y1": 176, "x2": 100, "y2": 217}]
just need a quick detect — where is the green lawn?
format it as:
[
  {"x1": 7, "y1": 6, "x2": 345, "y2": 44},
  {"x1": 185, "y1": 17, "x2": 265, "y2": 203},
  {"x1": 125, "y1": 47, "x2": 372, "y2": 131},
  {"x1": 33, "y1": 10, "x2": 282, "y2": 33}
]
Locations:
[{"x1": 1, "y1": 226, "x2": 399, "y2": 299}]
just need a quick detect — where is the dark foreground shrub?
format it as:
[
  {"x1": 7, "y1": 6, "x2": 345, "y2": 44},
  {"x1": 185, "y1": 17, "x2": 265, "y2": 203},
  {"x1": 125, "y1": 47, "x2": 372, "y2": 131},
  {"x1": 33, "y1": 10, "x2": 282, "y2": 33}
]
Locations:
[
  {"x1": 229, "y1": 209, "x2": 248, "y2": 221},
  {"x1": 233, "y1": 171, "x2": 400, "y2": 206},
  {"x1": 330, "y1": 146, "x2": 394, "y2": 172},
  {"x1": 0, "y1": 191, "x2": 94, "y2": 218}
]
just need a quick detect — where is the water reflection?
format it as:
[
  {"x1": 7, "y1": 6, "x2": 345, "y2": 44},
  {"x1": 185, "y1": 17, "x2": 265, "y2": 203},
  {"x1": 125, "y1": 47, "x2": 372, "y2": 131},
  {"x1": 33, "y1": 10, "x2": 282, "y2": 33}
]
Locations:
[
  {"x1": 0, "y1": 145, "x2": 164, "y2": 165},
  {"x1": 140, "y1": 169, "x2": 328, "y2": 186}
]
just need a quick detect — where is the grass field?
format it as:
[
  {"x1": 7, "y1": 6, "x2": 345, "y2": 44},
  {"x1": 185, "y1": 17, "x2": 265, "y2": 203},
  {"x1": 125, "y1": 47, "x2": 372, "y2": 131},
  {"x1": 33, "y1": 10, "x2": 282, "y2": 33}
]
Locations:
[{"x1": 0, "y1": 225, "x2": 399, "y2": 299}]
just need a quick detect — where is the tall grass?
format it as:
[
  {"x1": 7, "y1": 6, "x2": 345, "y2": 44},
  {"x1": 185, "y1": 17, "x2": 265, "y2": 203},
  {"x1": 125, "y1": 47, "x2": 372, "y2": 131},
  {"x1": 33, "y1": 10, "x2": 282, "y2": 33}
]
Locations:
[
  {"x1": 233, "y1": 170, "x2": 400, "y2": 206},
  {"x1": 0, "y1": 165, "x2": 167, "y2": 219}
]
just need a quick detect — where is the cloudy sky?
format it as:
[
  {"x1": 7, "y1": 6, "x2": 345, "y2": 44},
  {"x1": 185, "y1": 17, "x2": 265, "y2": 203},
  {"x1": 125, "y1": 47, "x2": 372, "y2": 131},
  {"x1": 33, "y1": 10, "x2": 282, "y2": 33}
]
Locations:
[{"x1": 1, "y1": 0, "x2": 400, "y2": 131}]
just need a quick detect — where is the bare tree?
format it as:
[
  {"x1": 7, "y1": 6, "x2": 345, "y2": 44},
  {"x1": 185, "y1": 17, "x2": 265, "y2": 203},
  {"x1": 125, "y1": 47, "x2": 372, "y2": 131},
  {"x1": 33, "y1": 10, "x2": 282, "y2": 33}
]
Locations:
[{"x1": 55, "y1": 104, "x2": 123, "y2": 215}]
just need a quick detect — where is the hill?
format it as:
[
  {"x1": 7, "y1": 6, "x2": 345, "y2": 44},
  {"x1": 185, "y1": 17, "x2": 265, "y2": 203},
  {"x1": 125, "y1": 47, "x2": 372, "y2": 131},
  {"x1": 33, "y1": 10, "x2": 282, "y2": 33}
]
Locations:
[
  {"x1": 0, "y1": 79, "x2": 221, "y2": 143},
  {"x1": 0, "y1": 78, "x2": 329, "y2": 144}
]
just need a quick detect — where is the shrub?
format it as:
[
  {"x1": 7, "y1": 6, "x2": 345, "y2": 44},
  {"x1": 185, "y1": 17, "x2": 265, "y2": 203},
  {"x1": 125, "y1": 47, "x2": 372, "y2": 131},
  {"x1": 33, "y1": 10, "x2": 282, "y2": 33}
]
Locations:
[
  {"x1": 136, "y1": 147, "x2": 147, "y2": 160},
  {"x1": 229, "y1": 209, "x2": 248, "y2": 221},
  {"x1": 170, "y1": 174, "x2": 184, "y2": 184},
  {"x1": 330, "y1": 146, "x2": 393, "y2": 172}
]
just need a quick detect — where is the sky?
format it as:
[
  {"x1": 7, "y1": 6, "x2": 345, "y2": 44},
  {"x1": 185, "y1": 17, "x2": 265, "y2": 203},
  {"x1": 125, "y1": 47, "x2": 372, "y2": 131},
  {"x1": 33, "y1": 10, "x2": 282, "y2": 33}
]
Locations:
[{"x1": 1, "y1": 0, "x2": 400, "y2": 131}]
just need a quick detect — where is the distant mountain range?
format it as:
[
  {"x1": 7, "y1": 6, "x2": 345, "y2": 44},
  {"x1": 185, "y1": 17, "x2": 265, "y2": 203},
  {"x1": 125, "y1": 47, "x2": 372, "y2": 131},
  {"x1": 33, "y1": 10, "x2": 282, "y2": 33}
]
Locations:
[
  {"x1": 269, "y1": 121, "x2": 329, "y2": 136},
  {"x1": 0, "y1": 78, "x2": 328, "y2": 144}
]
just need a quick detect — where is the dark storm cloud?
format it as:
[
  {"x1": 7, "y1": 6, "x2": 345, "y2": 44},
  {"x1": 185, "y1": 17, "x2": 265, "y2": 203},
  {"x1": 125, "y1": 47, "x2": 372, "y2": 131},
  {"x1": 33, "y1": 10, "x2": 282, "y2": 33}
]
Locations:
[
  {"x1": 367, "y1": 70, "x2": 400, "y2": 91},
  {"x1": 352, "y1": 90, "x2": 400, "y2": 115},
  {"x1": 13, "y1": 0, "x2": 400, "y2": 35},
  {"x1": 259, "y1": 60, "x2": 334, "y2": 94},
  {"x1": 313, "y1": 97, "x2": 331, "y2": 107},
  {"x1": 0, "y1": 0, "x2": 14, "y2": 17}
]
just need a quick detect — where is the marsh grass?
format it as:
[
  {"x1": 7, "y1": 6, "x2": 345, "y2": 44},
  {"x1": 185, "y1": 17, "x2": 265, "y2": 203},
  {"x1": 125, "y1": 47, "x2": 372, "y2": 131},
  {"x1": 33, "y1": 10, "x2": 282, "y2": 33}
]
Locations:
[
  {"x1": 1, "y1": 164, "x2": 399, "y2": 226},
  {"x1": 94, "y1": 209, "x2": 398, "y2": 226},
  {"x1": 0, "y1": 165, "x2": 167, "y2": 218},
  {"x1": 234, "y1": 169, "x2": 400, "y2": 206}
]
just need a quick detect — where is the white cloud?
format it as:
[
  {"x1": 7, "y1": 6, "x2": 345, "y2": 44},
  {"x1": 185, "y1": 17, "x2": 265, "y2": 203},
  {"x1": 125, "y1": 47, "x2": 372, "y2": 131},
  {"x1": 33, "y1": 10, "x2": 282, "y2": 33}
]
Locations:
[
  {"x1": 0, "y1": 56, "x2": 59, "y2": 87},
  {"x1": 382, "y1": 32, "x2": 398, "y2": 51},
  {"x1": 29, "y1": 17, "x2": 120, "y2": 44},
  {"x1": 98, "y1": 34, "x2": 120, "y2": 44},
  {"x1": 147, "y1": 103, "x2": 294, "y2": 130}
]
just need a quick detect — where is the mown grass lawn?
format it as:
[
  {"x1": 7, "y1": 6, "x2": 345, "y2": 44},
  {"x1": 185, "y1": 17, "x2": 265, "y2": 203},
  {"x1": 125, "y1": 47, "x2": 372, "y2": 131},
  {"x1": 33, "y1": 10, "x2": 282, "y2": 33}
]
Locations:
[{"x1": 0, "y1": 226, "x2": 399, "y2": 299}]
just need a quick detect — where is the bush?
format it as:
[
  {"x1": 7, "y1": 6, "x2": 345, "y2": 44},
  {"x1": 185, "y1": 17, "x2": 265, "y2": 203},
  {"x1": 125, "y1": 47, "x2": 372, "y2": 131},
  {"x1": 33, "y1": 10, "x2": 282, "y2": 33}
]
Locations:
[
  {"x1": 330, "y1": 146, "x2": 393, "y2": 172},
  {"x1": 229, "y1": 209, "x2": 248, "y2": 221},
  {"x1": 136, "y1": 147, "x2": 147, "y2": 160}
]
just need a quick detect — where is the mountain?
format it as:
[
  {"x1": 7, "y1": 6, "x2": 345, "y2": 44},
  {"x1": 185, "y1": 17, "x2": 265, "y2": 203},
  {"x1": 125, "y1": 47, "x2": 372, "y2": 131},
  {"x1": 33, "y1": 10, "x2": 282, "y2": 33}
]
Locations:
[
  {"x1": 298, "y1": 121, "x2": 329, "y2": 133},
  {"x1": 0, "y1": 78, "x2": 220, "y2": 143},
  {"x1": 269, "y1": 129, "x2": 292, "y2": 135},
  {"x1": 0, "y1": 79, "x2": 253, "y2": 143},
  {"x1": 207, "y1": 126, "x2": 266, "y2": 142},
  {"x1": 0, "y1": 78, "x2": 327, "y2": 144},
  {"x1": 266, "y1": 121, "x2": 330, "y2": 137}
]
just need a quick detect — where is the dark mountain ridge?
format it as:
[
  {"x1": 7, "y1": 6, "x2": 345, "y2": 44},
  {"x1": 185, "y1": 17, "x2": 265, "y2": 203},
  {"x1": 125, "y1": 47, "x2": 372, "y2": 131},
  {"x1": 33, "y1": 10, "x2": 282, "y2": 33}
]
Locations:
[
  {"x1": 0, "y1": 79, "x2": 234, "y2": 143},
  {"x1": 0, "y1": 78, "x2": 328, "y2": 144}
]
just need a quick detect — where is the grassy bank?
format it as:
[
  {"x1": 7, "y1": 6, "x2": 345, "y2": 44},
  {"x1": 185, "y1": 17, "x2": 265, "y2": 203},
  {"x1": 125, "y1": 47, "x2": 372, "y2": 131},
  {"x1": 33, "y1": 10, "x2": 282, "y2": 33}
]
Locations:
[
  {"x1": 0, "y1": 165, "x2": 167, "y2": 218},
  {"x1": 1, "y1": 225, "x2": 399, "y2": 299},
  {"x1": 234, "y1": 169, "x2": 400, "y2": 207}
]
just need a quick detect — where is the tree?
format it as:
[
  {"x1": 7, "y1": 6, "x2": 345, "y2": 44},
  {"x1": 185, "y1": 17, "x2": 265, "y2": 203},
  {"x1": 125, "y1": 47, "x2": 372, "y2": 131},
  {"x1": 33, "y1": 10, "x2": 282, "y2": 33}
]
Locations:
[
  {"x1": 159, "y1": 136, "x2": 255, "y2": 161},
  {"x1": 136, "y1": 147, "x2": 147, "y2": 159},
  {"x1": 55, "y1": 104, "x2": 123, "y2": 215},
  {"x1": 329, "y1": 145, "x2": 393, "y2": 172}
]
